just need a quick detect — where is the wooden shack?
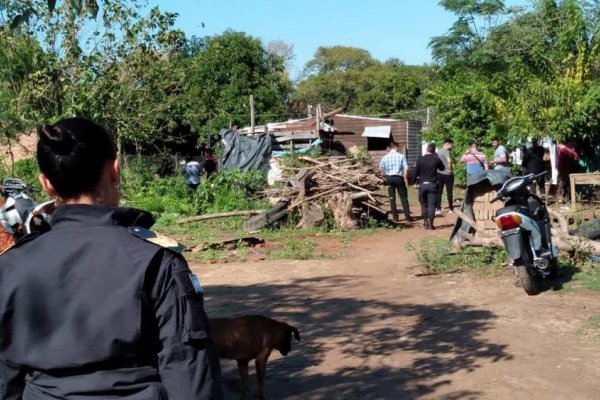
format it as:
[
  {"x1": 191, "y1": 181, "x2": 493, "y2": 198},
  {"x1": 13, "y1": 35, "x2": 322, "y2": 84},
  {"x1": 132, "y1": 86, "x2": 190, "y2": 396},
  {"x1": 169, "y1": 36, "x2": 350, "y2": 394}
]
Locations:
[
  {"x1": 329, "y1": 114, "x2": 422, "y2": 166},
  {"x1": 237, "y1": 118, "x2": 326, "y2": 153}
]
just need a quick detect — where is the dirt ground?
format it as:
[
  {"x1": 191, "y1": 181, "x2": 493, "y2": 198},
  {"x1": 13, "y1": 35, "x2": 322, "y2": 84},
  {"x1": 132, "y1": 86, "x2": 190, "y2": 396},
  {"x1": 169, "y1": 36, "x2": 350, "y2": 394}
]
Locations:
[{"x1": 190, "y1": 213, "x2": 600, "y2": 400}]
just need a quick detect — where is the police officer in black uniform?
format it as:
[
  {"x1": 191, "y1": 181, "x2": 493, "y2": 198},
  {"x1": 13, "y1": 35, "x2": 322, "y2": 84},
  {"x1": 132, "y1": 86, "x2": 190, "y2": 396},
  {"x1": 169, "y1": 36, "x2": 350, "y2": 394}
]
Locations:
[
  {"x1": 414, "y1": 143, "x2": 445, "y2": 230},
  {"x1": 0, "y1": 118, "x2": 223, "y2": 399}
]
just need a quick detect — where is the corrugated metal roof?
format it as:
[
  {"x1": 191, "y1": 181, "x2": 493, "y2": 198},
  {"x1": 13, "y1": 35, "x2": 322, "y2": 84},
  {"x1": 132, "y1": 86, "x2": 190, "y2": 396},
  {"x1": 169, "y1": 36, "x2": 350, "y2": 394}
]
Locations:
[{"x1": 361, "y1": 125, "x2": 391, "y2": 138}]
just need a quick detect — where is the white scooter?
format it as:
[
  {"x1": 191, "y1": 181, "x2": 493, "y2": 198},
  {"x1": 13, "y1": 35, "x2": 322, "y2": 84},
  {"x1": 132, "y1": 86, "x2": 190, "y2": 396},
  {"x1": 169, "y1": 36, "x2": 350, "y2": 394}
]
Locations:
[{"x1": 491, "y1": 172, "x2": 558, "y2": 295}]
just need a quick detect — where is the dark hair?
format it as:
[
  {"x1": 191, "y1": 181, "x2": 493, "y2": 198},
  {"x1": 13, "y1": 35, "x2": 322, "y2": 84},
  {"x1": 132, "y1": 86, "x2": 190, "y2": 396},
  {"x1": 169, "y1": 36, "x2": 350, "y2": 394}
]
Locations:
[
  {"x1": 427, "y1": 143, "x2": 436, "y2": 153},
  {"x1": 492, "y1": 137, "x2": 500, "y2": 142},
  {"x1": 389, "y1": 141, "x2": 399, "y2": 149},
  {"x1": 469, "y1": 139, "x2": 478, "y2": 146},
  {"x1": 37, "y1": 117, "x2": 117, "y2": 199},
  {"x1": 443, "y1": 138, "x2": 454, "y2": 144}
]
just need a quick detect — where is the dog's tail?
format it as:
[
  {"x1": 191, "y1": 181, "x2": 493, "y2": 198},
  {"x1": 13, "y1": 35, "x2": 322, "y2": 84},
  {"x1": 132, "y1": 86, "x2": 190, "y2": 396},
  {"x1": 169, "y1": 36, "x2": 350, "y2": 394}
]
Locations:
[{"x1": 291, "y1": 326, "x2": 301, "y2": 341}]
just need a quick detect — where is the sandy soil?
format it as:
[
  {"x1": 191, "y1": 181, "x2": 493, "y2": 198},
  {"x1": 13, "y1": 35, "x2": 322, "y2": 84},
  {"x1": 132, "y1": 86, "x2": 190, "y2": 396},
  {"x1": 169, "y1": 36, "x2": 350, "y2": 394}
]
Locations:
[{"x1": 190, "y1": 213, "x2": 600, "y2": 400}]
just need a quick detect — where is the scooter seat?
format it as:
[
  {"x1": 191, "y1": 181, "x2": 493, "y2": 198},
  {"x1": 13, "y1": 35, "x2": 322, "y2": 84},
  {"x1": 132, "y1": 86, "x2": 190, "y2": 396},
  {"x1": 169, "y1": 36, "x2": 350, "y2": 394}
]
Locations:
[{"x1": 495, "y1": 204, "x2": 530, "y2": 217}]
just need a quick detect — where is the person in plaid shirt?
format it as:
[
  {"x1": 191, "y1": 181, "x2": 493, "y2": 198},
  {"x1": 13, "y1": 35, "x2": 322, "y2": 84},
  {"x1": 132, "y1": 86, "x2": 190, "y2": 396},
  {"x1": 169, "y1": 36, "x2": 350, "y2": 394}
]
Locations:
[{"x1": 379, "y1": 142, "x2": 412, "y2": 223}]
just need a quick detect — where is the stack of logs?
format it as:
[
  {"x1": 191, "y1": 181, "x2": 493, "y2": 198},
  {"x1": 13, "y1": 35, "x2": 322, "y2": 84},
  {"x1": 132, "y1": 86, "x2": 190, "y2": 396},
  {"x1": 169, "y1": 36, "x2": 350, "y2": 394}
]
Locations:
[{"x1": 253, "y1": 156, "x2": 387, "y2": 230}]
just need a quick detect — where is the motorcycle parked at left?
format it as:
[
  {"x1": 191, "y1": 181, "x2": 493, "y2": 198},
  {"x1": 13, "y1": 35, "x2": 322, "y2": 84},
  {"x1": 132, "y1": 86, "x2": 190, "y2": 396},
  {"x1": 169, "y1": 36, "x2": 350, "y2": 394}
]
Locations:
[{"x1": 0, "y1": 178, "x2": 54, "y2": 240}]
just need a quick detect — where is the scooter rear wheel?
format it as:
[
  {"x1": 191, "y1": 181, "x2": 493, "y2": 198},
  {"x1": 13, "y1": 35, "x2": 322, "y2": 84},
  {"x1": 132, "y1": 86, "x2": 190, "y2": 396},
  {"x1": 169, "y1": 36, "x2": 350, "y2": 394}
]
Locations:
[{"x1": 515, "y1": 265, "x2": 538, "y2": 295}]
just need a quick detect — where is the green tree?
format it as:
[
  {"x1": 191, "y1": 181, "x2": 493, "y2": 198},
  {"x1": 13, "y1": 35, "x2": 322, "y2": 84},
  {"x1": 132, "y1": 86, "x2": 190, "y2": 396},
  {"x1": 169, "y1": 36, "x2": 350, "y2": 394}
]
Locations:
[
  {"x1": 293, "y1": 46, "x2": 434, "y2": 117},
  {"x1": 303, "y1": 45, "x2": 376, "y2": 75},
  {"x1": 0, "y1": 29, "x2": 44, "y2": 166},
  {"x1": 426, "y1": 0, "x2": 600, "y2": 155},
  {"x1": 0, "y1": 0, "x2": 193, "y2": 152},
  {"x1": 183, "y1": 31, "x2": 293, "y2": 140}
]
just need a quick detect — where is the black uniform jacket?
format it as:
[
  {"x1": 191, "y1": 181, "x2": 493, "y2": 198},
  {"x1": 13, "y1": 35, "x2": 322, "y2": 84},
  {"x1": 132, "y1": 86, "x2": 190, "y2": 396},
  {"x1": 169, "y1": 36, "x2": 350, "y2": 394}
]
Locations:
[{"x1": 0, "y1": 205, "x2": 223, "y2": 399}]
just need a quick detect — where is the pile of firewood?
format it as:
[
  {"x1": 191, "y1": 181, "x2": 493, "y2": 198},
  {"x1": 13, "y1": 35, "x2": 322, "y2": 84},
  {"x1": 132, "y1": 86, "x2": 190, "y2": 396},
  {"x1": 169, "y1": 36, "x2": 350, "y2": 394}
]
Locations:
[{"x1": 246, "y1": 156, "x2": 388, "y2": 230}]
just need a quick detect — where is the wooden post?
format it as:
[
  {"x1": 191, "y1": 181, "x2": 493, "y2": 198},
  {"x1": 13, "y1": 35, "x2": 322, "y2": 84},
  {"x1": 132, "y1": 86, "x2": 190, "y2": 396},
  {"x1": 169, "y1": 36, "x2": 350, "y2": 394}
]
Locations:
[
  {"x1": 315, "y1": 104, "x2": 322, "y2": 135},
  {"x1": 570, "y1": 174, "x2": 576, "y2": 210},
  {"x1": 250, "y1": 94, "x2": 255, "y2": 134}
]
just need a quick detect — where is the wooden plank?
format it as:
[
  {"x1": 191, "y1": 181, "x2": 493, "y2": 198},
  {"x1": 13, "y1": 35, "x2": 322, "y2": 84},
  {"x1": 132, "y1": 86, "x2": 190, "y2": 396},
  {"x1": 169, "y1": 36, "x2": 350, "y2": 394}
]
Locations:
[
  {"x1": 273, "y1": 143, "x2": 311, "y2": 150},
  {"x1": 177, "y1": 210, "x2": 265, "y2": 224},
  {"x1": 453, "y1": 208, "x2": 483, "y2": 234},
  {"x1": 273, "y1": 133, "x2": 318, "y2": 142}
]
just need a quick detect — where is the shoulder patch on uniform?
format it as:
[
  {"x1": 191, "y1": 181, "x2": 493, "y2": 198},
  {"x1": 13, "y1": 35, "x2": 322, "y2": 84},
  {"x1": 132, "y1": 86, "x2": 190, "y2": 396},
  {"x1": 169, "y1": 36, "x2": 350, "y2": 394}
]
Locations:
[
  {"x1": 189, "y1": 273, "x2": 204, "y2": 294},
  {"x1": 129, "y1": 226, "x2": 187, "y2": 253}
]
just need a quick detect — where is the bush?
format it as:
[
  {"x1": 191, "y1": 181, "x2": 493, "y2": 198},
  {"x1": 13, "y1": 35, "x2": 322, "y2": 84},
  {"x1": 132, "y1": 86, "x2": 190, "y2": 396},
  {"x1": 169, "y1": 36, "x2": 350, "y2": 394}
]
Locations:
[
  {"x1": 121, "y1": 157, "x2": 268, "y2": 217},
  {"x1": 1, "y1": 156, "x2": 269, "y2": 220}
]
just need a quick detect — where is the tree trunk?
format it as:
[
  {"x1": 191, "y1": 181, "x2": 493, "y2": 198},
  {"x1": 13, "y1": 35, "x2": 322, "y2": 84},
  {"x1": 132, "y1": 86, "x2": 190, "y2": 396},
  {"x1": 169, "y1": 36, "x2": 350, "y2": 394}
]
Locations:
[
  {"x1": 327, "y1": 192, "x2": 357, "y2": 230},
  {"x1": 455, "y1": 229, "x2": 600, "y2": 256}
]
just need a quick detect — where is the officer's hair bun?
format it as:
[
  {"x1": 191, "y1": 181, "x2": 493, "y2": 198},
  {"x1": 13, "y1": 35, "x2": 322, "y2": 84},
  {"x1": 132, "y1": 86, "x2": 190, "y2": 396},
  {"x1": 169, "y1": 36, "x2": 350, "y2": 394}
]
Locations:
[{"x1": 38, "y1": 124, "x2": 75, "y2": 156}]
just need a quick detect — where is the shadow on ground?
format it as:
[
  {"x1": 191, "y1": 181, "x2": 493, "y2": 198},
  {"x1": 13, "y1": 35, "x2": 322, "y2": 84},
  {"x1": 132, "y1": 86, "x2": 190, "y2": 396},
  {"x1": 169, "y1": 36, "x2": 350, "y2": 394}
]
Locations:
[
  {"x1": 206, "y1": 275, "x2": 511, "y2": 399},
  {"x1": 537, "y1": 264, "x2": 580, "y2": 293}
]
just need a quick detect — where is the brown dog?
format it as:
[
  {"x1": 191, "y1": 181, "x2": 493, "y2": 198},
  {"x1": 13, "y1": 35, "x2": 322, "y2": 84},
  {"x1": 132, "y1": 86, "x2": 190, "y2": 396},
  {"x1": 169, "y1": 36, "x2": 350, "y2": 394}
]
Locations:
[{"x1": 209, "y1": 315, "x2": 301, "y2": 399}]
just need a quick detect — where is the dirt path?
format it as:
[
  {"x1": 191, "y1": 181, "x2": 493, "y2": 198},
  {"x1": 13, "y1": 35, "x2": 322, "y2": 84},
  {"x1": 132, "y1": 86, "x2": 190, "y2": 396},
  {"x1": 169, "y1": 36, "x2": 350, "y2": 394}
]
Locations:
[{"x1": 190, "y1": 214, "x2": 600, "y2": 399}]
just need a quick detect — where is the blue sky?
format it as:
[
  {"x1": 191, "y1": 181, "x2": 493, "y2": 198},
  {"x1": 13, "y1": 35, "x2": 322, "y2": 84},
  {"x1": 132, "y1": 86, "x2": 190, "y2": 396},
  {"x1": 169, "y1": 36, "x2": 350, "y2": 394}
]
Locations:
[{"x1": 151, "y1": 0, "x2": 529, "y2": 78}]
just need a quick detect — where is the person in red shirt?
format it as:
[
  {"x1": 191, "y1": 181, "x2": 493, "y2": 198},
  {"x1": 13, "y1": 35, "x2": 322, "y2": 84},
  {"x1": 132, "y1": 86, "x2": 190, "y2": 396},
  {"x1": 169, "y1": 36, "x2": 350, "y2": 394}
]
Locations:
[{"x1": 556, "y1": 141, "x2": 579, "y2": 202}]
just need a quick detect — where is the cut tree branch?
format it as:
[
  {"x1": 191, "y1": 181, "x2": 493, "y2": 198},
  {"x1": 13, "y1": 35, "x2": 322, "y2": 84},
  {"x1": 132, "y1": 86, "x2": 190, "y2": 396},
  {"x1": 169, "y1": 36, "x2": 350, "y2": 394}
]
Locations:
[{"x1": 176, "y1": 210, "x2": 265, "y2": 224}]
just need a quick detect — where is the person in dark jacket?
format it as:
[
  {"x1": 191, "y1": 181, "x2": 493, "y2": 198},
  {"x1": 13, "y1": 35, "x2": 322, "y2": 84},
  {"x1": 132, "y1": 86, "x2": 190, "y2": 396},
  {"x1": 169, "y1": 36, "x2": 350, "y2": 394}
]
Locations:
[
  {"x1": 0, "y1": 118, "x2": 223, "y2": 400},
  {"x1": 521, "y1": 140, "x2": 546, "y2": 195},
  {"x1": 203, "y1": 149, "x2": 218, "y2": 180},
  {"x1": 414, "y1": 143, "x2": 445, "y2": 230}
]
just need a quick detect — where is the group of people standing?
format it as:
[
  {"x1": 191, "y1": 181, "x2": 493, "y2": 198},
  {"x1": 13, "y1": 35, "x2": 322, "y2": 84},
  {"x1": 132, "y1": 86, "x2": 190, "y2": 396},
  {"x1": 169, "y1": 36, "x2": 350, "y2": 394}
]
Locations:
[
  {"x1": 380, "y1": 136, "x2": 581, "y2": 229},
  {"x1": 379, "y1": 141, "x2": 448, "y2": 230}
]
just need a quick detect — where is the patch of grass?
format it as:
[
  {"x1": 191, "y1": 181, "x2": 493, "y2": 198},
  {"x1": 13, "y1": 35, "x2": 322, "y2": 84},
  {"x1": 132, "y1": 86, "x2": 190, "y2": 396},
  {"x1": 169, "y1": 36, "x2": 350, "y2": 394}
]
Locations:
[
  {"x1": 547, "y1": 252, "x2": 600, "y2": 293},
  {"x1": 568, "y1": 265, "x2": 600, "y2": 291},
  {"x1": 266, "y1": 239, "x2": 322, "y2": 260},
  {"x1": 577, "y1": 314, "x2": 600, "y2": 342},
  {"x1": 232, "y1": 241, "x2": 251, "y2": 261},
  {"x1": 409, "y1": 238, "x2": 507, "y2": 275},
  {"x1": 196, "y1": 248, "x2": 228, "y2": 263}
]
